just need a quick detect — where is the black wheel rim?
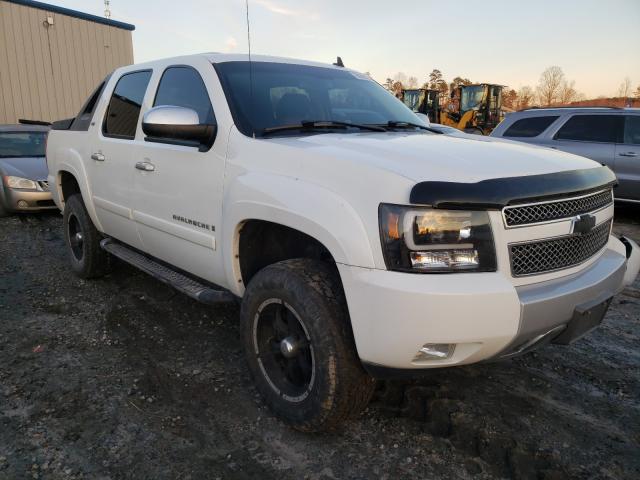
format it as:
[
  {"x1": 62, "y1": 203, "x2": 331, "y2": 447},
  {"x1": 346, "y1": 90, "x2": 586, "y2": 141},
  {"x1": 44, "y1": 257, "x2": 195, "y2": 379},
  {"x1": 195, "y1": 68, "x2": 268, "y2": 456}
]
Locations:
[
  {"x1": 67, "y1": 213, "x2": 84, "y2": 261},
  {"x1": 253, "y1": 299, "x2": 315, "y2": 402}
]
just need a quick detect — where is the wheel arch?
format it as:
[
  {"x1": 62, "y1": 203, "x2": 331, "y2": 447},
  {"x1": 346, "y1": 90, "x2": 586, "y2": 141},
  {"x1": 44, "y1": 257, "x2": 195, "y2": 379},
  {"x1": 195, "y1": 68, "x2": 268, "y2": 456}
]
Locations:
[
  {"x1": 222, "y1": 173, "x2": 376, "y2": 296},
  {"x1": 53, "y1": 151, "x2": 103, "y2": 231}
]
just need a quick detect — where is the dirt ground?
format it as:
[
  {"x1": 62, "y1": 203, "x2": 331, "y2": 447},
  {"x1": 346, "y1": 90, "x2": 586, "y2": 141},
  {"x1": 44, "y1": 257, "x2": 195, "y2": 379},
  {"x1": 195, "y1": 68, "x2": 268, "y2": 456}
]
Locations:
[{"x1": 1, "y1": 205, "x2": 639, "y2": 480}]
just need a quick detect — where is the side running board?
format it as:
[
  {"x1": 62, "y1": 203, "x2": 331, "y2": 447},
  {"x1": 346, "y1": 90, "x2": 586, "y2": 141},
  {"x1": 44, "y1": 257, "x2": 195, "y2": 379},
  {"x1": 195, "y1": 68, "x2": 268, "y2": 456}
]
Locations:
[{"x1": 100, "y1": 238, "x2": 236, "y2": 305}]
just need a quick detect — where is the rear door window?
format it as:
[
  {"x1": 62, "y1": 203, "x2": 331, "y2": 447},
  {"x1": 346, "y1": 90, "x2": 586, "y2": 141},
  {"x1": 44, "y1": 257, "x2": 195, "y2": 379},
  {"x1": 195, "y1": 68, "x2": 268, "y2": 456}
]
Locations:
[
  {"x1": 554, "y1": 115, "x2": 622, "y2": 143},
  {"x1": 103, "y1": 70, "x2": 152, "y2": 139},
  {"x1": 503, "y1": 116, "x2": 559, "y2": 137},
  {"x1": 623, "y1": 115, "x2": 640, "y2": 145}
]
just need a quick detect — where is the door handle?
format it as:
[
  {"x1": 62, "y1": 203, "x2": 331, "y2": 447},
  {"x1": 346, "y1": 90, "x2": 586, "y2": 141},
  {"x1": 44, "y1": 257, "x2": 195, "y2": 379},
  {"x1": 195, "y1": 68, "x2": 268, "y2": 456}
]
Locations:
[
  {"x1": 135, "y1": 161, "x2": 155, "y2": 172},
  {"x1": 91, "y1": 152, "x2": 105, "y2": 161},
  {"x1": 618, "y1": 152, "x2": 638, "y2": 157}
]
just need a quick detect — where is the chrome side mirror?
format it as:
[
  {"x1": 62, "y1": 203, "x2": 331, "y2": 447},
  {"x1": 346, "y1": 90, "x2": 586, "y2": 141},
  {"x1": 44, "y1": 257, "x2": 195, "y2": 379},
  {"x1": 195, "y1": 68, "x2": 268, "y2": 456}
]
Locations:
[{"x1": 142, "y1": 105, "x2": 216, "y2": 150}]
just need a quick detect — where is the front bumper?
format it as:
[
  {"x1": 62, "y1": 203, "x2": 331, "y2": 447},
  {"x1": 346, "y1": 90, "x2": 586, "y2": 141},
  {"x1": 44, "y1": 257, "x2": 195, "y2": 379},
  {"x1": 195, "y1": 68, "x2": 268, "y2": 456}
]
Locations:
[
  {"x1": 1, "y1": 186, "x2": 56, "y2": 212},
  {"x1": 339, "y1": 235, "x2": 639, "y2": 376}
]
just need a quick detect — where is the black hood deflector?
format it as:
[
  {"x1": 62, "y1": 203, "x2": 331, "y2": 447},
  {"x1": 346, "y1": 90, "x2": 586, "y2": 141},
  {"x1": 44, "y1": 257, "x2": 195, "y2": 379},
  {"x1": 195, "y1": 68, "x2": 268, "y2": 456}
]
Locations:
[{"x1": 409, "y1": 166, "x2": 617, "y2": 210}]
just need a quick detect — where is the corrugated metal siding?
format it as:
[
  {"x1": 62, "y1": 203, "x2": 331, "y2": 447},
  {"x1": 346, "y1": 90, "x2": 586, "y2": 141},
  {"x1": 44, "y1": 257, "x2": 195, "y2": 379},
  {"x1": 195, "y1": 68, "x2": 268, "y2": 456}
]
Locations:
[{"x1": 0, "y1": 0, "x2": 133, "y2": 124}]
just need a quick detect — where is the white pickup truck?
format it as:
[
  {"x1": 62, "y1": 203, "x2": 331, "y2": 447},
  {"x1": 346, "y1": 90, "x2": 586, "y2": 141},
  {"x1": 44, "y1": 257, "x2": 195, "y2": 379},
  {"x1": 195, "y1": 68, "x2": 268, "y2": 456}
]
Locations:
[{"x1": 46, "y1": 53, "x2": 640, "y2": 431}]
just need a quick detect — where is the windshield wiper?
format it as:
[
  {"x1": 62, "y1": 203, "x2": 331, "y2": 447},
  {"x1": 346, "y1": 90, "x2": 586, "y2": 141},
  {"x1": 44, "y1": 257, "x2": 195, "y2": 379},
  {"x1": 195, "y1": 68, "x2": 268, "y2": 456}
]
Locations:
[
  {"x1": 384, "y1": 121, "x2": 443, "y2": 134},
  {"x1": 262, "y1": 120, "x2": 386, "y2": 136}
]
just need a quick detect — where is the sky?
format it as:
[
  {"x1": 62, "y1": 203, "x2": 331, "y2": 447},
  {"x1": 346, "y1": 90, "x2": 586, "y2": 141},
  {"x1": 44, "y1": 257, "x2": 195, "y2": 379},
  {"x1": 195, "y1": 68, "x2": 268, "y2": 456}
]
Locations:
[{"x1": 50, "y1": 0, "x2": 640, "y2": 98}]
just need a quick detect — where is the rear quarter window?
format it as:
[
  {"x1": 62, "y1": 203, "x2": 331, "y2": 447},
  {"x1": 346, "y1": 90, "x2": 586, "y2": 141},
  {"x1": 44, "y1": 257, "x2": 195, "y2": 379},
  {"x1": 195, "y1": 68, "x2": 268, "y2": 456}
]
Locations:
[
  {"x1": 554, "y1": 114, "x2": 621, "y2": 143},
  {"x1": 503, "y1": 116, "x2": 559, "y2": 137}
]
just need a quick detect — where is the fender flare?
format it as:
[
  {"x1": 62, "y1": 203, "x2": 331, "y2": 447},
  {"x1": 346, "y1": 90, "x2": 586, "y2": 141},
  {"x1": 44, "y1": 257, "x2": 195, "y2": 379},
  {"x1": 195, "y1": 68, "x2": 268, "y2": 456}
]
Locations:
[
  {"x1": 55, "y1": 149, "x2": 104, "y2": 232},
  {"x1": 222, "y1": 172, "x2": 376, "y2": 296}
]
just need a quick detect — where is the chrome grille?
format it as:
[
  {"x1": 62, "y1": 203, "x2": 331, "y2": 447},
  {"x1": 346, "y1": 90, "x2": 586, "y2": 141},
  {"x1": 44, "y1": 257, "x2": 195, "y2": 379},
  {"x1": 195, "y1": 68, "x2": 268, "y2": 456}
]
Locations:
[
  {"x1": 503, "y1": 189, "x2": 613, "y2": 227},
  {"x1": 509, "y1": 220, "x2": 611, "y2": 277}
]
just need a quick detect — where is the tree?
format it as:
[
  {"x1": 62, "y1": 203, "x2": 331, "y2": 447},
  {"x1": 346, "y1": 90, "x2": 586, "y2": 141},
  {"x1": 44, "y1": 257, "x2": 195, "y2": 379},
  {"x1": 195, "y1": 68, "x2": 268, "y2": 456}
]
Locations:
[
  {"x1": 393, "y1": 72, "x2": 408, "y2": 85},
  {"x1": 391, "y1": 81, "x2": 404, "y2": 97},
  {"x1": 502, "y1": 89, "x2": 518, "y2": 109},
  {"x1": 536, "y1": 66, "x2": 565, "y2": 106},
  {"x1": 450, "y1": 76, "x2": 472, "y2": 89},
  {"x1": 559, "y1": 79, "x2": 579, "y2": 104},
  {"x1": 515, "y1": 86, "x2": 535, "y2": 110},
  {"x1": 428, "y1": 69, "x2": 448, "y2": 94},
  {"x1": 617, "y1": 77, "x2": 632, "y2": 98},
  {"x1": 635, "y1": 84, "x2": 640, "y2": 99},
  {"x1": 384, "y1": 78, "x2": 394, "y2": 91}
]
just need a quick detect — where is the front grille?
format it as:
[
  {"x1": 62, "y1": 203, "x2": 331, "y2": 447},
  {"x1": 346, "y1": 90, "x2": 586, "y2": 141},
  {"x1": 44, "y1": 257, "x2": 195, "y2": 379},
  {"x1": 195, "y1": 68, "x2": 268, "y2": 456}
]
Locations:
[
  {"x1": 503, "y1": 189, "x2": 613, "y2": 227},
  {"x1": 510, "y1": 220, "x2": 611, "y2": 276}
]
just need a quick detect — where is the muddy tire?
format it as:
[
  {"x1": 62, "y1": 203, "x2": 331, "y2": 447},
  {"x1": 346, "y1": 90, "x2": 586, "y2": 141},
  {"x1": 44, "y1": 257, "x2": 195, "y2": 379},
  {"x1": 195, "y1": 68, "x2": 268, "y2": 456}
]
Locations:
[
  {"x1": 240, "y1": 258, "x2": 376, "y2": 432},
  {"x1": 63, "y1": 194, "x2": 111, "y2": 279}
]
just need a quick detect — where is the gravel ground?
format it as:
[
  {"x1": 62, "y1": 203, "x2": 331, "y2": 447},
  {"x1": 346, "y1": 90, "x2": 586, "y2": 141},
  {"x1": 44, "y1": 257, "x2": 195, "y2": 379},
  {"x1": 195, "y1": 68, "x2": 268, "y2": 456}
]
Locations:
[{"x1": 0, "y1": 205, "x2": 639, "y2": 480}]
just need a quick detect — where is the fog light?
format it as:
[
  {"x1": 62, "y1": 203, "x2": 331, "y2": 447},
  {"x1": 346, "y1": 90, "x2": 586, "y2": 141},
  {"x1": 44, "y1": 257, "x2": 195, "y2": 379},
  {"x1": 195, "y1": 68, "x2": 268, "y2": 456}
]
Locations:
[
  {"x1": 413, "y1": 343, "x2": 455, "y2": 361},
  {"x1": 17, "y1": 200, "x2": 28, "y2": 209},
  {"x1": 410, "y1": 249, "x2": 479, "y2": 271}
]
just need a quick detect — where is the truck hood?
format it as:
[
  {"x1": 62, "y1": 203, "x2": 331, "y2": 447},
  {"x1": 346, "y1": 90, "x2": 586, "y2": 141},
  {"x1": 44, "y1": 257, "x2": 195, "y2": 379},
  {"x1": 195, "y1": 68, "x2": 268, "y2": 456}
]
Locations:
[
  {"x1": 0, "y1": 156, "x2": 48, "y2": 180},
  {"x1": 267, "y1": 132, "x2": 600, "y2": 183}
]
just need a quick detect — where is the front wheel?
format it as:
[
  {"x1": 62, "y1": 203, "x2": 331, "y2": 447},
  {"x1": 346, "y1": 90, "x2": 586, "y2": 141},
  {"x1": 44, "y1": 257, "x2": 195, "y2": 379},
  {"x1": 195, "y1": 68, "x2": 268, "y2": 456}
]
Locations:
[{"x1": 240, "y1": 259, "x2": 375, "y2": 432}]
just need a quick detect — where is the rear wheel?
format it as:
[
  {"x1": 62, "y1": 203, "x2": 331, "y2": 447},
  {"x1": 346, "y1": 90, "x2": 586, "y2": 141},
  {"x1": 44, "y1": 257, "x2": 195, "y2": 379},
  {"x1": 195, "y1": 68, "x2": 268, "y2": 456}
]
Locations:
[
  {"x1": 240, "y1": 259, "x2": 375, "y2": 432},
  {"x1": 63, "y1": 194, "x2": 111, "y2": 279}
]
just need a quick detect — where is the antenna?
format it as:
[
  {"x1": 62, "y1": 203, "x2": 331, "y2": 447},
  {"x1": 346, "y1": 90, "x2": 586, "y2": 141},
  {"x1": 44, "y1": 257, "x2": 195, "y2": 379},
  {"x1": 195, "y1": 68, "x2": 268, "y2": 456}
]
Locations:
[
  {"x1": 333, "y1": 56, "x2": 344, "y2": 67},
  {"x1": 104, "y1": 0, "x2": 111, "y2": 19},
  {"x1": 246, "y1": 0, "x2": 255, "y2": 138}
]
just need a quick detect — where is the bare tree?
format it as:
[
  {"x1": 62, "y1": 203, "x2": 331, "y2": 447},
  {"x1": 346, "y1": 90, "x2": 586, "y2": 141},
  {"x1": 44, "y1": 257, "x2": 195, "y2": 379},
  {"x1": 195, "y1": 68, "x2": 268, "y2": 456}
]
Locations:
[
  {"x1": 536, "y1": 66, "x2": 565, "y2": 106},
  {"x1": 391, "y1": 81, "x2": 404, "y2": 97},
  {"x1": 384, "y1": 78, "x2": 394, "y2": 91},
  {"x1": 515, "y1": 86, "x2": 535, "y2": 110},
  {"x1": 393, "y1": 72, "x2": 408, "y2": 85},
  {"x1": 502, "y1": 89, "x2": 518, "y2": 109},
  {"x1": 617, "y1": 77, "x2": 632, "y2": 98},
  {"x1": 450, "y1": 76, "x2": 472, "y2": 90},
  {"x1": 559, "y1": 79, "x2": 580, "y2": 104},
  {"x1": 635, "y1": 84, "x2": 640, "y2": 99}
]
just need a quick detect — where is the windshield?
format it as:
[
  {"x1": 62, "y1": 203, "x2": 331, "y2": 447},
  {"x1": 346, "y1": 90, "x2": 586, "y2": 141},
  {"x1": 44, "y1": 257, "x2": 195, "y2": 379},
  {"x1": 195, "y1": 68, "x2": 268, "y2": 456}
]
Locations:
[
  {"x1": 0, "y1": 132, "x2": 47, "y2": 157},
  {"x1": 403, "y1": 90, "x2": 424, "y2": 112},
  {"x1": 460, "y1": 86, "x2": 485, "y2": 112},
  {"x1": 214, "y1": 61, "x2": 421, "y2": 137}
]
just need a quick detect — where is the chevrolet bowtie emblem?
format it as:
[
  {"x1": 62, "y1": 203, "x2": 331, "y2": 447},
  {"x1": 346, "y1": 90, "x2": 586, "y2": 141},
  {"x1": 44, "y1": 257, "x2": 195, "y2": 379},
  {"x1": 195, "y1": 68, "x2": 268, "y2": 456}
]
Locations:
[{"x1": 571, "y1": 214, "x2": 596, "y2": 235}]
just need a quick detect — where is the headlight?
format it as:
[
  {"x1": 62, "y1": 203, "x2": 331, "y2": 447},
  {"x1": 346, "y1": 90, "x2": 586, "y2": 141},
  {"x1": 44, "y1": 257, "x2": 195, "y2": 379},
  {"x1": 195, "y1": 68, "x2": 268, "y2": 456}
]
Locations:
[
  {"x1": 379, "y1": 203, "x2": 496, "y2": 273},
  {"x1": 5, "y1": 176, "x2": 38, "y2": 190}
]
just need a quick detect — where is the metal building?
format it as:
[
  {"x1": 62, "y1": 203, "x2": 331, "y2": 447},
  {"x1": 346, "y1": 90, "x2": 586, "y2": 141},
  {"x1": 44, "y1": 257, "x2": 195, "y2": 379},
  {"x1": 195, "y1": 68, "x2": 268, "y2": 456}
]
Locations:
[{"x1": 0, "y1": 0, "x2": 134, "y2": 124}]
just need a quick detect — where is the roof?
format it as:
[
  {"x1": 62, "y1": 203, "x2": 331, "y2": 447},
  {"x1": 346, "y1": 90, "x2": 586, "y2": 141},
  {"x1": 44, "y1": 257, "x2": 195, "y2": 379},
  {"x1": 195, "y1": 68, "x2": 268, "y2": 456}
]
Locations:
[
  {"x1": 0, "y1": 124, "x2": 50, "y2": 132},
  {"x1": 3, "y1": 0, "x2": 135, "y2": 31},
  {"x1": 205, "y1": 53, "x2": 344, "y2": 69},
  {"x1": 518, "y1": 106, "x2": 640, "y2": 113},
  {"x1": 117, "y1": 53, "x2": 351, "y2": 73}
]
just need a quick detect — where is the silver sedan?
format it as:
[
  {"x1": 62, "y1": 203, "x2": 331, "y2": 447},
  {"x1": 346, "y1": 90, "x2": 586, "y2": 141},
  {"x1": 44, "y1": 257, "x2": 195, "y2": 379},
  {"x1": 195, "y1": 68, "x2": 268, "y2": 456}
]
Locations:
[{"x1": 0, "y1": 124, "x2": 56, "y2": 216}]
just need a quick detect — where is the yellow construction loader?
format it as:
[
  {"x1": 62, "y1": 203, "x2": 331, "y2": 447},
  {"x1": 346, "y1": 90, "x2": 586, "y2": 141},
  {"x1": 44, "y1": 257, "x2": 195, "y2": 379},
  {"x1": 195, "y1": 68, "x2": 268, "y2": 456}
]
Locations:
[{"x1": 403, "y1": 83, "x2": 504, "y2": 135}]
